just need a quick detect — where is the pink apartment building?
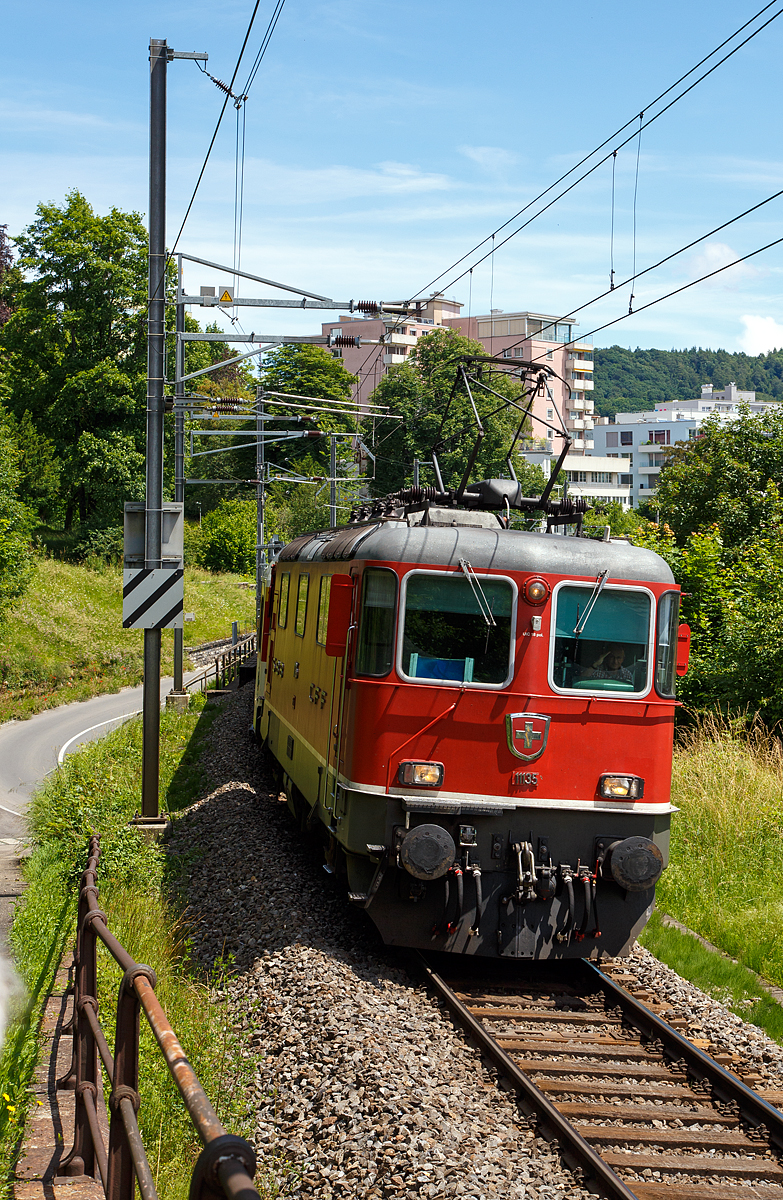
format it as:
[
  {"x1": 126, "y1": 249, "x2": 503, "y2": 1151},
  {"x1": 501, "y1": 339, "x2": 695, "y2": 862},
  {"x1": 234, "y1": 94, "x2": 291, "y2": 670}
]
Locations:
[{"x1": 321, "y1": 295, "x2": 595, "y2": 456}]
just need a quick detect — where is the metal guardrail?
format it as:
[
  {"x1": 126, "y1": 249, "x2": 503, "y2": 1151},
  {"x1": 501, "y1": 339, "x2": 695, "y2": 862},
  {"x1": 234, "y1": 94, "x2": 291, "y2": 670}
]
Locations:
[
  {"x1": 60, "y1": 836, "x2": 260, "y2": 1200},
  {"x1": 185, "y1": 633, "x2": 257, "y2": 693}
]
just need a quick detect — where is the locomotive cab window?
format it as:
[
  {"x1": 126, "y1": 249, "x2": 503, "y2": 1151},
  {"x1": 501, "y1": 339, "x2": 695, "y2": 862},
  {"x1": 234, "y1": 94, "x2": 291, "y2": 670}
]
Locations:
[
  {"x1": 399, "y1": 571, "x2": 515, "y2": 687},
  {"x1": 655, "y1": 590, "x2": 680, "y2": 698},
  {"x1": 278, "y1": 572, "x2": 290, "y2": 628},
  {"x1": 356, "y1": 568, "x2": 397, "y2": 676},
  {"x1": 550, "y1": 583, "x2": 652, "y2": 695}
]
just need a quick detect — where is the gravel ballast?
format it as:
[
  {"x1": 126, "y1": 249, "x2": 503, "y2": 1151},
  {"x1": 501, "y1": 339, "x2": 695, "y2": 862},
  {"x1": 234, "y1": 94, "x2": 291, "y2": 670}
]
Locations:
[{"x1": 168, "y1": 687, "x2": 783, "y2": 1197}]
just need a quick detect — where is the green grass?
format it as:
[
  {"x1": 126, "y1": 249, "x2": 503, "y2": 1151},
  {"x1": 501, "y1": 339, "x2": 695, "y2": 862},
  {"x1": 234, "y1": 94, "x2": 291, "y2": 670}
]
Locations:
[
  {"x1": 639, "y1": 910, "x2": 783, "y2": 1044},
  {"x1": 0, "y1": 558, "x2": 256, "y2": 721},
  {"x1": 0, "y1": 695, "x2": 256, "y2": 1200},
  {"x1": 647, "y1": 712, "x2": 783, "y2": 1020}
]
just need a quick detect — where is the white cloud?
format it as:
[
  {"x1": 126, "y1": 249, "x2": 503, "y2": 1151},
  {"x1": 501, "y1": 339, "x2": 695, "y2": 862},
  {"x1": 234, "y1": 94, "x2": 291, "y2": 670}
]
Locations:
[
  {"x1": 739, "y1": 315, "x2": 783, "y2": 355},
  {"x1": 459, "y1": 145, "x2": 518, "y2": 173},
  {"x1": 688, "y1": 241, "x2": 761, "y2": 287}
]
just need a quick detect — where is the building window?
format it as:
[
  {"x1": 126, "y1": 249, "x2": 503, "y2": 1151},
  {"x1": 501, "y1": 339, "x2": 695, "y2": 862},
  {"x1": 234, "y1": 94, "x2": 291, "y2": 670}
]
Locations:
[
  {"x1": 546, "y1": 350, "x2": 553, "y2": 360},
  {"x1": 620, "y1": 431, "x2": 633, "y2": 445},
  {"x1": 513, "y1": 346, "x2": 524, "y2": 357},
  {"x1": 547, "y1": 408, "x2": 554, "y2": 419},
  {"x1": 621, "y1": 453, "x2": 633, "y2": 465},
  {"x1": 331, "y1": 349, "x2": 343, "y2": 358},
  {"x1": 620, "y1": 474, "x2": 633, "y2": 484},
  {"x1": 652, "y1": 430, "x2": 670, "y2": 445},
  {"x1": 606, "y1": 431, "x2": 618, "y2": 448},
  {"x1": 591, "y1": 472, "x2": 611, "y2": 484},
  {"x1": 567, "y1": 470, "x2": 587, "y2": 483},
  {"x1": 607, "y1": 453, "x2": 618, "y2": 458}
]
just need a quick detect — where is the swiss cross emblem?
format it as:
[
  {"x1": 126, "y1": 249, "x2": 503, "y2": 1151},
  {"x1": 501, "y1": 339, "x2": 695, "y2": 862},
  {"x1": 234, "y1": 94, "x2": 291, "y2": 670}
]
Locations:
[{"x1": 505, "y1": 713, "x2": 551, "y2": 762}]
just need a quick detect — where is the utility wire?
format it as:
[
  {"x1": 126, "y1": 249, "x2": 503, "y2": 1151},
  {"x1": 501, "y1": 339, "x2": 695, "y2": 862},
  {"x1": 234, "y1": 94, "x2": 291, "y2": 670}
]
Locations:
[
  {"x1": 628, "y1": 113, "x2": 644, "y2": 314},
  {"x1": 498, "y1": 184, "x2": 783, "y2": 362},
  {"x1": 169, "y1": 1, "x2": 264, "y2": 263},
  {"x1": 409, "y1": 0, "x2": 783, "y2": 303},
  {"x1": 568, "y1": 233, "x2": 783, "y2": 348}
]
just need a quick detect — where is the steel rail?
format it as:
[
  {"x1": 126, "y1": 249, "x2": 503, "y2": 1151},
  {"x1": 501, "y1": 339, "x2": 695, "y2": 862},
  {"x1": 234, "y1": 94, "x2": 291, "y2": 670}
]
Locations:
[
  {"x1": 587, "y1": 962, "x2": 783, "y2": 1150},
  {"x1": 414, "y1": 954, "x2": 641, "y2": 1200}
]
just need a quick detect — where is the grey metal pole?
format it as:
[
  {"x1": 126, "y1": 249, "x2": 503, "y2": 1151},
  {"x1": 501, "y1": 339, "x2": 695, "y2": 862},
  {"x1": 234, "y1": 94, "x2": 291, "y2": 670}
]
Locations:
[
  {"x1": 173, "y1": 254, "x2": 184, "y2": 692},
  {"x1": 256, "y1": 393, "x2": 265, "y2": 626},
  {"x1": 142, "y1": 37, "x2": 167, "y2": 819},
  {"x1": 413, "y1": 458, "x2": 420, "y2": 487},
  {"x1": 329, "y1": 435, "x2": 337, "y2": 528}
]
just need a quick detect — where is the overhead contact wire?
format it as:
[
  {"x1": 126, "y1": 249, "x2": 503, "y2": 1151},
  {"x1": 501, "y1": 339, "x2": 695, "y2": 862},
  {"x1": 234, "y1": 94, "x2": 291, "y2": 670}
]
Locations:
[{"x1": 411, "y1": 0, "x2": 783, "y2": 302}]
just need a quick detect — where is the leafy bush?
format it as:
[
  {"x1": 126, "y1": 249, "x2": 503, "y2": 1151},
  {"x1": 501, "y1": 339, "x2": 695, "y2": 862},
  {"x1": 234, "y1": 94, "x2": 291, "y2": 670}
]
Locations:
[{"x1": 195, "y1": 498, "x2": 255, "y2": 574}]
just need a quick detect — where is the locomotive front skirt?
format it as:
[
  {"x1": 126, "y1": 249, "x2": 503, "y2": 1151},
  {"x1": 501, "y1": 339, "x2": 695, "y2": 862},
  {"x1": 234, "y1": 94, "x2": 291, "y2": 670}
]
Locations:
[{"x1": 254, "y1": 513, "x2": 683, "y2": 959}]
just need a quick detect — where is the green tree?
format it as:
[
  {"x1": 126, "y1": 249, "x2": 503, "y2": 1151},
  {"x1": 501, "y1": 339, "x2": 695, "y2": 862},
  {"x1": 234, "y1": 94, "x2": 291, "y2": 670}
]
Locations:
[
  {"x1": 195, "y1": 497, "x2": 256, "y2": 574},
  {"x1": 1, "y1": 192, "x2": 148, "y2": 527},
  {"x1": 369, "y1": 328, "x2": 530, "y2": 495},
  {"x1": 5, "y1": 410, "x2": 61, "y2": 523},
  {"x1": 650, "y1": 408, "x2": 783, "y2": 547},
  {"x1": 0, "y1": 406, "x2": 33, "y2": 619}
]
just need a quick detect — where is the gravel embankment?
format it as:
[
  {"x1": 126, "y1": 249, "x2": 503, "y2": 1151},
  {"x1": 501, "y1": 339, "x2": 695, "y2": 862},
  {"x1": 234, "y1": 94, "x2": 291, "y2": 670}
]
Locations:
[
  {"x1": 168, "y1": 686, "x2": 783, "y2": 1197},
  {"x1": 168, "y1": 688, "x2": 590, "y2": 1199}
]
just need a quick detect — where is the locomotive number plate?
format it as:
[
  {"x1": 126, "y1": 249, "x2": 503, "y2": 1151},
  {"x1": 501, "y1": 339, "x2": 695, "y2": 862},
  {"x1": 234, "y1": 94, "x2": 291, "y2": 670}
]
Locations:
[{"x1": 513, "y1": 771, "x2": 539, "y2": 787}]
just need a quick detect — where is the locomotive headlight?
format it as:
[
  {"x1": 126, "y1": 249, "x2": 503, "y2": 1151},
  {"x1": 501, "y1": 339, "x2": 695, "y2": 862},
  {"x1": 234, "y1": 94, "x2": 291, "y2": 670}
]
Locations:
[
  {"x1": 398, "y1": 761, "x2": 444, "y2": 787},
  {"x1": 524, "y1": 577, "x2": 549, "y2": 605},
  {"x1": 599, "y1": 774, "x2": 645, "y2": 799}
]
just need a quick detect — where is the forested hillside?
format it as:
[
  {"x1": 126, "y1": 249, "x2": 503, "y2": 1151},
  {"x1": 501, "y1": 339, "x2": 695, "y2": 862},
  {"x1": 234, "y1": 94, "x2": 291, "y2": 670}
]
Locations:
[{"x1": 592, "y1": 345, "x2": 783, "y2": 416}]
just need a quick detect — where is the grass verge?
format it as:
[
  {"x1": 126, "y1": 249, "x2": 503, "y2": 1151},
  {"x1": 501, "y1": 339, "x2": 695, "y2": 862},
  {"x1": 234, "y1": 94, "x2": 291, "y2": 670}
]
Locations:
[
  {"x1": 655, "y1": 713, "x2": 783, "y2": 992},
  {"x1": 639, "y1": 910, "x2": 783, "y2": 1044},
  {"x1": 0, "y1": 559, "x2": 256, "y2": 722},
  {"x1": 0, "y1": 693, "x2": 253, "y2": 1200}
]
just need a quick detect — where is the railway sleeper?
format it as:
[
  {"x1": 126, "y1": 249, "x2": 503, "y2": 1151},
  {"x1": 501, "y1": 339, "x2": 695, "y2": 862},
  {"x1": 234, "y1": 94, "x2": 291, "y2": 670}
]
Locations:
[{"x1": 604, "y1": 1149, "x2": 783, "y2": 1179}]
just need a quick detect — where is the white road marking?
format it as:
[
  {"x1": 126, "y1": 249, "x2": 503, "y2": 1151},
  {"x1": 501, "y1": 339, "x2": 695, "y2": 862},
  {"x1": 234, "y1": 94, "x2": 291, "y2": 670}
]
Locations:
[
  {"x1": 56, "y1": 711, "x2": 142, "y2": 765},
  {"x1": 0, "y1": 807, "x2": 21, "y2": 819}
]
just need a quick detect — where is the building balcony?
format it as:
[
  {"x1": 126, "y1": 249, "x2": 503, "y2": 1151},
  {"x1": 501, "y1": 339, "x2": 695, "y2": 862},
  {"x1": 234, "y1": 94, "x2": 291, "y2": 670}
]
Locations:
[
  {"x1": 567, "y1": 418, "x2": 585, "y2": 430},
  {"x1": 584, "y1": 418, "x2": 594, "y2": 431},
  {"x1": 383, "y1": 352, "x2": 408, "y2": 365},
  {"x1": 386, "y1": 332, "x2": 416, "y2": 346},
  {"x1": 571, "y1": 397, "x2": 586, "y2": 410},
  {"x1": 575, "y1": 377, "x2": 594, "y2": 391},
  {"x1": 570, "y1": 338, "x2": 593, "y2": 351},
  {"x1": 568, "y1": 357, "x2": 594, "y2": 370},
  {"x1": 638, "y1": 463, "x2": 664, "y2": 474}
]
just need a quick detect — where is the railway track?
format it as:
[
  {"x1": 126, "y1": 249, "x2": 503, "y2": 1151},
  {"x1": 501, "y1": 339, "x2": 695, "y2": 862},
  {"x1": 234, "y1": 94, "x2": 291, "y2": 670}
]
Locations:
[{"x1": 418, "y1": 955, "x2": 783, "y2": 1200}]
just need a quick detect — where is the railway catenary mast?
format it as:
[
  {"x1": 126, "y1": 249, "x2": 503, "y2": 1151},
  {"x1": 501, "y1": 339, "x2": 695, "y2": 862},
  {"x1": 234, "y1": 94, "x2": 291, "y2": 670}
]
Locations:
[{"x1": 252, "y1": 359, "x2": 690, "y2": 960}]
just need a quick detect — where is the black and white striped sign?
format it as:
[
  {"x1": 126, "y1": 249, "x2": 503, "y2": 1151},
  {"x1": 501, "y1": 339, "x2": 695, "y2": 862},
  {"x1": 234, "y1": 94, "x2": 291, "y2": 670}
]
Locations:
[{"x1": 123, "y1": 569, "x2": 184, "y2": 629}]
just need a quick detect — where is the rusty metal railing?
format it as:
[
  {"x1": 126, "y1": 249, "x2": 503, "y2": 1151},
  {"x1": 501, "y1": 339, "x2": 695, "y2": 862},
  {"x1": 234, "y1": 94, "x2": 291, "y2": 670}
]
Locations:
[
  {"x1": 60, "y1": 836, "x2": 260, "y2": 1200},
  {"x1": 185, "y1": 633, "x2": 257, "y2": 694}
]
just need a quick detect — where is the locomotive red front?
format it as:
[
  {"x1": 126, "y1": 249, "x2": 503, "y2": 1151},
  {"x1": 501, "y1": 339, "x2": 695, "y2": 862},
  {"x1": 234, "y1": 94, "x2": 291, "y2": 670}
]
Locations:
[{"x1": 254, "y1": 502, "x2": 687, "y2": 959}]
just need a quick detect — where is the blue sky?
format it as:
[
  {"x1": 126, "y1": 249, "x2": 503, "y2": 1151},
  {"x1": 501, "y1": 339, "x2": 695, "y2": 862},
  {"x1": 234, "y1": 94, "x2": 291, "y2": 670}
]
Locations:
[{"x1": 3, "y1": 0, "x2": 783, "y2": 354}]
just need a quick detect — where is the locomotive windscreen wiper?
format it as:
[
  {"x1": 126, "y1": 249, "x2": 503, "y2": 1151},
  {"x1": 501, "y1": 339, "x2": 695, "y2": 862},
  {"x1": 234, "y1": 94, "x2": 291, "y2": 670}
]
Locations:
[
  {"x1": 573, "y1": 570, "x2": 609, "y2": 638},
  {"x1": 459, "y1": 559, "x2": 497, "y2": 627}
]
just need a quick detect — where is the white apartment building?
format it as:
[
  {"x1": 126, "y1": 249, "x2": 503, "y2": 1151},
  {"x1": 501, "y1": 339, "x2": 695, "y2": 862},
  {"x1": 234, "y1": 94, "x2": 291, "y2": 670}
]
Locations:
[{"x1": 590, "y1": 383, "x2": 779, "y2": 505}]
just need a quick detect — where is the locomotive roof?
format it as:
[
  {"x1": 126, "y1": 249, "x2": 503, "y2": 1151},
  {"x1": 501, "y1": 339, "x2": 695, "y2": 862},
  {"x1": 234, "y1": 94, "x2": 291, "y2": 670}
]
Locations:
[{"x1": 278, "y1": 520, "x2": 675, "y2": 584}]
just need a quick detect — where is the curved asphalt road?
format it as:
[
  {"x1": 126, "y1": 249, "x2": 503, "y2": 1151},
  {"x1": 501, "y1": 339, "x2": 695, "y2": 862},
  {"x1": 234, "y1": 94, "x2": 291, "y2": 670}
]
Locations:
[{"x1": 0, "y1": 674, "x2": 194, "y2": 945}]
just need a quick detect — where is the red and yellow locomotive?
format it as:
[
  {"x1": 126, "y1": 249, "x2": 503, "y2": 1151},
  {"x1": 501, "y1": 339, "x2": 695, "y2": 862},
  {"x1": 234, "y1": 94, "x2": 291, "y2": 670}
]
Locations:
[{"x1": 253, "y1": 479, "x2": 688, "y2": 959}]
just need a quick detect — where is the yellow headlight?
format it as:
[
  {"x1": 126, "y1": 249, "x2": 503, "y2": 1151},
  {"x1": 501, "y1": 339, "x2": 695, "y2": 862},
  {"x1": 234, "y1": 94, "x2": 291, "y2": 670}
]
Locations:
[
  {"x1": 398, "y1": 762, "x2": 444, "y2": 787},
  {"x1": 599, "y1": 774, "x2": 644, "y2": 799}
]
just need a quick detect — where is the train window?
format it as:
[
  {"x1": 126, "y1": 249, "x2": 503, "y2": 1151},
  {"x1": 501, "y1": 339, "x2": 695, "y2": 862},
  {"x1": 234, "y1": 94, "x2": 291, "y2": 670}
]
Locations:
[
  {"x1": 399, "y1": 571, "x2": 514, "y2": 687},
  {"x1": 295, "y1": 574, "x2": 309, "y2": 637},
  {"x1": 278, "y1": 573, "x2": 290, "y2": 628},
  {"x1": 655, "y1": 591, "x2": 680, "y2": 698},
  {"x1": 356, "y1": 568, "x2": 397, "y2": 676},
  {"x1": 316, "y1": 575, "x2": 332, "y2": 645},
  {"x1": 551, "y1": 584, "x2": 652, "y2": 695}
]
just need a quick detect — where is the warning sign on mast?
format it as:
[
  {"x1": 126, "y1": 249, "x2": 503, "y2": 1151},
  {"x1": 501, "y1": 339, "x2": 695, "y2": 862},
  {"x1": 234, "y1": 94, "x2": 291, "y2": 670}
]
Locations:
[{"x1": 218, "y1": 286, "x2": 234, "y2": 304}]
